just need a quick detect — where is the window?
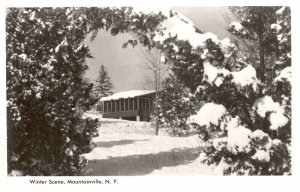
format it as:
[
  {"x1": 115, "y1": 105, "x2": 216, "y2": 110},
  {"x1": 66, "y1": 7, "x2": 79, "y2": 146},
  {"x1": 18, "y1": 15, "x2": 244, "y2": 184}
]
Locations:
[
  {"x1": 116, "y1": 100, "x2": 119, "y2": 112},
  {"x1": 129, "y1": 98, "x2": 134, "y2": 110},
  {"x1": 112, "y1": 101, "x2": 115, "y2": 112},
  {"x1": 104, "y1": 102, "x2": 107, "y2": 112},
  {"x1": 108, "y1": 101, "x2": 111, "y2": 112},
  {"x1": 133, "y1": 98, "x2": 137, "y2": 110},
  {"x1": 125, "y1": 99, "x2": 129, "y2": 111},
  {"x1": 120, "y1": 99, "x2": 124, "y2": 111},
  {"x1": 146, "y1": 99, "x2": 149, "y2": 110}
]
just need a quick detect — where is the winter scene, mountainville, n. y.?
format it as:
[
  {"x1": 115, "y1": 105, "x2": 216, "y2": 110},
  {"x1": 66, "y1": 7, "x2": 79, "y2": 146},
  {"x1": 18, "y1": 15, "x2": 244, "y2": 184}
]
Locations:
[{"x1": 6, "y1": 6, "x2": 291, "y2": 176}]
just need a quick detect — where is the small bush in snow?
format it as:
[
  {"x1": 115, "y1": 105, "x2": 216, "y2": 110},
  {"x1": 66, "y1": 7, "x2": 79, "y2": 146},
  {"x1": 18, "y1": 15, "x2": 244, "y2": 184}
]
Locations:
[{"x1": 152, "y1": 75, "x2": 197, "y2": 136}]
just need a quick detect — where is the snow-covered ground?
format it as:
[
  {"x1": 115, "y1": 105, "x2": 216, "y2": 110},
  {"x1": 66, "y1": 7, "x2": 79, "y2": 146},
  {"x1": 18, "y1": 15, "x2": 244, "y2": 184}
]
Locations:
[{"x1": 82, "y1": 113, "x2": 215, "y2": 176}]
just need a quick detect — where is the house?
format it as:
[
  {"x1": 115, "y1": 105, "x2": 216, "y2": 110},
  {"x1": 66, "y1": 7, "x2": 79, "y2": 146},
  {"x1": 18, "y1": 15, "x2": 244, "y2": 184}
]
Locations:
[{"x1": 100, "y1": 90, "x2": 156, "y2": 122}]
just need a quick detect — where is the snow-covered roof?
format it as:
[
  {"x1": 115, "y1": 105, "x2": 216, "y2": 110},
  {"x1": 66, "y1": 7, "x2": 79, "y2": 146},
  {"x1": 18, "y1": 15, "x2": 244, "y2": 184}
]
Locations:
[{"x1": 100, "y1": 90, "x2": 155, "y2": 101}]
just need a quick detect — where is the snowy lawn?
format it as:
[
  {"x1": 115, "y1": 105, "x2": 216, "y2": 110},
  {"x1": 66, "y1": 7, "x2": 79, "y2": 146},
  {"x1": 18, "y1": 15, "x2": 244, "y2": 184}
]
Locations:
[{"x1": 82, "y1": 113, "x2": 215, "y2": 176}]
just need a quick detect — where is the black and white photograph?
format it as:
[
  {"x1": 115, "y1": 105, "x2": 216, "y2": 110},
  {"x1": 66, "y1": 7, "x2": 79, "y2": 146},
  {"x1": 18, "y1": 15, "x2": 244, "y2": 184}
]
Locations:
[{"x1": 1, "y1": 0, "x2": 300, "y2": 191}]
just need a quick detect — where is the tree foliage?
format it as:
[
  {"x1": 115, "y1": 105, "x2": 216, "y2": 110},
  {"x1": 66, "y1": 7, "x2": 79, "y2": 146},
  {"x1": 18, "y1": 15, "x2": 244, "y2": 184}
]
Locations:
[
  {"x1": 6, "y1": 8, "x2": 100, "y2": 176},
  {"x1": 147, "y1": 6, "x2": 291, "y2": 175},
  {"x1": 190, "y1": 7, "x2": 291, "y2": 175},
  {"x1": 228, "y1": 6, "x2": 291, "y2": 85},
  {"x1": 152, "y1": 74, "x2": 197, "y2": 136},
  {"x1": 6, "y1": 7, "x2": 165, "y2": 176},
  {"x1": 93, "y1": 64, "x2": 114, "y2": 98}
]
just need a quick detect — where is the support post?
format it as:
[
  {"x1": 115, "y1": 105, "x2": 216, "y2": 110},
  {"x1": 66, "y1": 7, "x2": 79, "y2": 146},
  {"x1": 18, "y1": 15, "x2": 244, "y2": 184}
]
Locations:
[
  {"x1": 133, "y1": 98, "x2": 135, "y2": 110},
  {"x1": 124, "y1": 99, "x2": 126, "y2": 111}
]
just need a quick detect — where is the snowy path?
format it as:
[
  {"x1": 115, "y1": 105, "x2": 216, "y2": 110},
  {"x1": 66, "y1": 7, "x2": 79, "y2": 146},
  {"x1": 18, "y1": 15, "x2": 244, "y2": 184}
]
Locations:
[{"x1": 83, "y1": 114, "x2": 215, "y2": 176}]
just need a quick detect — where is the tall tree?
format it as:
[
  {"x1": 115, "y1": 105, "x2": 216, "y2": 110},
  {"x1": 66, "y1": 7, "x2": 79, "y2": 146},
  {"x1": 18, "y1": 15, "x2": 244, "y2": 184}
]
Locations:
[
  {"x1": 227, "y1": 6, "x2": 290, "y2": 86},
  {"x1": 6, "y1": 8, "x2": 99, "y2": 176},
  {"x1": 192, "y1": 7, "x2": 290, "y2": 175},
  {"x1": 137, "y1": 47, "x2": 169, "y2": 135},
  {"x1": 93, "y1": 64, "x2": 114, "y2": 99},
  {"x1": 139, "y1": 47, "x2": 169, "y2": 92}
]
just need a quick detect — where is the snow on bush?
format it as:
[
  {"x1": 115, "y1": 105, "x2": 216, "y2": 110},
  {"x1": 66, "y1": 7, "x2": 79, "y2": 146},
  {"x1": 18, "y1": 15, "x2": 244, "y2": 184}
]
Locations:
[
  {"x1": 253, "y1": 95, "x2": 288, "y2": 130},
  {"x1": 271, "y1": 23, "x2": 282, "y2": 33},
  {"x1": 220, "y1": 38, "x2": 237, "y2": 58},
  {"x1": 269, "y1": 112, "x2": 289, "y2": 130},
  {"x1": 202, "y1": 60, "x2": 258, "y2": 90},
  {"x1": 203, "y1": 61, "x2": 221, "y2": 84},
  {"x1": 162, "y1": 6, "x2": 292, "y2": 175},
  {"x1": 220, "y1": 116, "x2": 240, "y2": 131},
  {"x1": 212, "y1": 137, "x2": 227, "y2": 151},
  {"x1": 229, "y1": 21, "x2": 244, "y2": 31},
  {"x1": 214, "y1": 77, "x2": 223, "y2": 87},
  {"x1": 188, "y1": 103, "x2": 226, "y2": 127},
  {"x1": 197, "y1": 152, "x2": 208, "y2": 163},
  {"x1": 227, "y1": 125, "x2": 252, "y2": 154},
  {"x1": 231, "y1": 65, "x2": 258, "y2": 91},
  {"x1": 228, "y1": 21, "x2": 248, "y2": 37},
  {"x1": 202, "y1": 61, "x2": 230, "y2": 87},
  {"x1": 153, "y1": 9, "x2": 237, "y2": 59},
  {"x1": 253, "y1": 96, "x2": 283, "y2": 118},
  {"x1": 252, "y1": 129, "x2": 269, "y2": 140},
  {"x1": 272, "y1": 139, "x2": 282, "y2": 145},
  {"x1": 214, "y1": 158, "x2": 236, "y2": 175},
  {"x1": 251, "y1": 149, "x2": 270, "y2": 162},
  {"x1": 9, "y1": 170, "x2": 24, "y2": 176},
  {"x1": 274, "y1": 66, "x2": 291, "y2": 82},
  {"x1": 154, "y1": 15, "x2": 219, "y2": 49}
]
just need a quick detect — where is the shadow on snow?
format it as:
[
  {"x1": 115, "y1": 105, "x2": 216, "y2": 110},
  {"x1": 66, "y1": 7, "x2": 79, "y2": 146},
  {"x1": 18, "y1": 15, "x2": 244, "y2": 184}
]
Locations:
[
  {"x1": 94, "y1": 139, "x2": 149, "y2": 148},
  {"x1": 84, "y1": 147, "x2": 200, "y2": 176}
]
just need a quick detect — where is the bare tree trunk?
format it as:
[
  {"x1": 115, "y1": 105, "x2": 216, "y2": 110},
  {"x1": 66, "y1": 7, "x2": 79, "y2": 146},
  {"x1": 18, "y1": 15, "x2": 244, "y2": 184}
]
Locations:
[
  {"x1": 259, "y1": 38, "x2": 265, "y2": 83},
  {"x1": 258, "y1": 9, "x2": 265, "y2": 84},
  {"x1": 155, "y1": 57, "x2": 159, "y2": 136},
  {"x1": 155, "y1": 119, "x2": 159, "y2": 135},
  {"x1": 137, "y1": 47, "x2": 169, "y2": 135},
  {"x1": 257, "y1": 9, "x2": 266, "y2": 98}
]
